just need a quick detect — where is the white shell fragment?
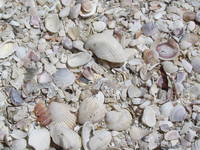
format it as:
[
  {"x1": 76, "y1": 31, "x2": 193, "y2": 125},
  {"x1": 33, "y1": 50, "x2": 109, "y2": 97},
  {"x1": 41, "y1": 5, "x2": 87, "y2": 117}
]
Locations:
[
  {"x1": 28, "y1": 128, "x2": 50, "y2": 150},
  {"x1": 11, "y1": 139, "x2": 27, "y2": 150},
  {"x1": 170, "y1": 105, "x2": 187, "y2": 122},
  {"x1": 45, "y1": 14, "x2": 61, "y2": 33},
  {"x1": 48, "y1": 102, "x2": 76, "y2": 129},
  {"x1": 82, "y1": 122, "x2": 94, "y2": 150},
  {"x1": 0, "y1": 41, "x2": 16, "y2": 59},
  {"x1": 191, "y1": 57, "x2": 200, "y2": 73},
  {"x1": 182, "y1": 59, "x2": 192, "y2": 73},
  {"x1": 164, "y1": 130, "x2": 180, "y2": 141},
  {"x1": 93, "y1": 21, "x2": 106, "y2": 32},
  {"x1": 162, "y1": 61, "x2": 178, "y2": 74},
  {"x1": 129, "y1": 126, "x2": 149, "y2": 141},
  {"x1": 80, "y1": 0, "x2": 98, "y2": 18},
  {"x1": 142, "y1": 106, "x2": 156, "y2": 127},
  {"x1": 67, "y1": 52, "x2": 92, "y2": 67},
  {"x1": 88, "y1": 130, "x2": 112, "y2": 150},
  {"x1": 50, "y1": 125, "x2": 81, "y2": 150},
  {"x1": 192, "y1": 139, "x2": 200, "y2": 150},
  {"x1": 85, "y1": 30, "x2": 127, "y2": 63},
  {"x1": 105, "y1": 109, "x2": 132, "y2": 131},
  {"x1": 78, "y1": 96, "x2": 106, "y2": 124}
]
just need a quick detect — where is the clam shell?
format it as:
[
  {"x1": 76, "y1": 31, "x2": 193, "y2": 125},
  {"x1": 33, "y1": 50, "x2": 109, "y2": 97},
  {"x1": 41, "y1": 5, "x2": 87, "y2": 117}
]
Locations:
[
  {"x1": 48, "y1": 102, "x2": 76, "y2": 129},
  {"x1": 142, "y1": 106, "x2": 156, "y2": 127},
  {"x1": 156, "y1": 40, "x2": 179, "y2": 60},
  {"x1": 67, "y1": 52, "x2": 92, "y2": 67},
  {"x1": 170, "y1": 105, "x2": 187, "y2": 122},
  {"x1": 0, "y1": 40, "x2": 16, "y2": 59},
  {"x1": 45, "y1": 14, "x2": 61, "y2": 33},
  {"x1": 191, "y1": 57, "x2": 200, "y2": 73},
  {"x1": 78, "y1": 96, "x2": 106, "y2": 124},
  {"x1": 88, "y1": 130, "x2": 112, "y2": 150},
  {"x1": 105, "y1": 109, "x2": 132, "y2": 131},
  {"x1": 192, "y1": 139, "x2": 200, "y2": 150},
  {"x1": 50, "y1": 125, "x2": 81, "y2": 150},
  {"x1": 80, "y1": 0, "x2": 98, "y2": 18},
  {"x1": 85, "y1": 30, "x2": 127, "y2": 63},
  {"x1": 162, "y1": 61, "x2": 178, "y2": 74}
]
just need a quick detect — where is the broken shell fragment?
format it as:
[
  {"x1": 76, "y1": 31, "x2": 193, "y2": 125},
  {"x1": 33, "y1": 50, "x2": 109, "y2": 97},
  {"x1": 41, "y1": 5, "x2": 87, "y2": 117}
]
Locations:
[
  {"x1": 191, "y1": 57, "x2": 200, "y2": 73},
  {"x1": 37, "y1": 72, "x2": 52, "y2": 84},
  {"x1": 162, "y1": 61, "x2": 178, "y2": 74},
  {"x1": 192, "y1": 139, "x2": 200, "y2": 150},
  {"x1": 142, "y1": 106, "x2": 156, "y2": 127},
  {"x1": 0, "y1": 40, "x2": 16, "y2": 59},
  {"x1": 85, "y1": 30, "x2": 127, "y2": 63},
  {"x1": 82, "y1": 122, "x2": 94, "y2": 150},
  {"x1": 105, "y1": 109, "x2": 132, "y2": 131},
  {"x1": 195, "y1": 11, "x2": 200, "y2": 23},
  {"x1": 164, "y1": 130, "x2": 180, "y2": 141},
  {"x1": 156, "y1": 40, "x2": 179, "y2": 60},
  {"x1": 183, "y1": 12, "x2": 195, "y2": 22},
  {"x1": 129, "y1": 126, "x2": 149, "y2": 141},
  {"x1": 48, "y1": 102, "x2": 76, "y2": 129},
  {"x1": 170, "y1": 105, "x2": 187, "y2": 122},
  {"x1": 45, "y1": 14, "x2": 61, "y2": 33},
  {"x1": 141, "y1": 22, "x2": 158, "y2": 36},
  {"x1": 67, "y1": 52, "x2": 92, "y2": 67},
  {"x1": 80, "y1": 0, "x2": 98, "y2": 18}
]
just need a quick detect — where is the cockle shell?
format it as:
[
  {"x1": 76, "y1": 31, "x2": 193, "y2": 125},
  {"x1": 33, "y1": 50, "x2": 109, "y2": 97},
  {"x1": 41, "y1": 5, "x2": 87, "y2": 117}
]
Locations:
[
  {"x1": 85, "y1": 30, "x2": 127, "y2": 63},
  {"x1": 50, "y1": 125, "x2": 81, "y2": 150},
  {"x1": 156, "y1": 39, "x2": 179, "y2": 60},
  {"x1": 45, "y1": 14, "x2": 61, "y2": 33},
  {"x1": 170, "y1": 105, "x2": 187, "y2": 122},
  {"x1": 67, "y1": 52, "x2": 92, "y2": 67},
  {"x1": 48, "y1": 102, "x2": 77, "y2": 129},
  {"x1": 80, "y1": 0, "x2": 98, "y2": 18},
  {"x1": 0, "y1": 40, "x2": 16, "y2": 59},
  {"x1": 78, "y1": 96, "x2": 106, "y2": 124},
  {"x1": 88, "y1": 130, "x2": 112, "y2": 150},
  {"x1": 105, "y1": 109, "x2": 132, "y2": 131}
]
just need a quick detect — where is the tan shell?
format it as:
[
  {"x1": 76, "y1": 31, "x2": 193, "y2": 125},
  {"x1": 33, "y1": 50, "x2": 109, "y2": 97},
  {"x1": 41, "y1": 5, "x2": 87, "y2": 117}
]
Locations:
[
  {"x1": 80, "y1": 0, "x2": 98, "y2": 18},
  {"x1": 48, "y1": 102, "x2": 77, "y2": 129},
  {"x1": 85, "y1": 30, "x2": 127, "y2": 63},
  {"x1": 78, "y1": 96, "x2": 106, "y2": 124},
  {"x1": 105, "y1": 109, "x2": 132, "y2": 131}
]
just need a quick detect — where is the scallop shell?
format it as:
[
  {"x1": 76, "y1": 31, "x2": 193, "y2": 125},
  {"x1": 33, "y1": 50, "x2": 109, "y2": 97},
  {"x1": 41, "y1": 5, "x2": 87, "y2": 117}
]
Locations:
[
  {"x1": 105, "y1": 109, "x2": 132, "y2": 131},
  {"x1": 50, "y1": 125, "x2": 81, "y2": 150},
  {"x1": 0, "y1": 40, "x2": 16, "y2": 59},
  {"x1": 192, "y1": 139, "x2": 200, "y2": 150},
  {"x1": 80, "y1": 0, "x2": 98, "y2": 18},
  {"x1": 78, "y1": 96, "x2": 106, "y2": 124},
  {"x1": 85, "y1": 30, "x2": 127, "y2": 63},
  {"x1": 170, "y1": 105, "x2": 187, "y2": 122},
  {"x1": 88, "y1": 130, "x2": 112, "y2": 150},
  {"x1": 67, "y1": 52, "x2": 92, "y2": 67},
  {"x1": 45, "y1": 14, "x2": 61, "y2": 33},
  {"x1": 48, "y1": 102, "x2": 77, "y2": 129},
  {"x1": 156, "y1": 39, "x2": 179, "y2": 60}
]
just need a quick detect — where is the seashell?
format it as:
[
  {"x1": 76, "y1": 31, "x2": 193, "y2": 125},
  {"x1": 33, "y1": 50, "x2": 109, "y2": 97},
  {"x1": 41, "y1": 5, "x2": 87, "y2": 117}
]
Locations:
[
  {"x1": 37, "y1": 72, "x2": 52, "y2": 84},
  {"x1": 85, "y1": 30, "x2": 127, "y2": 63},
  {"x1": 183, "y1": 12, "x2": 195, "y2": 22},
  {"x1": 105, "y1": 109, "x2": 132, "y2": 131},
  {"x1": 69, "y1": 4, "x2": 81, "y2": 19},
  {"x1": 164, "y1": 130, "x2": 180, "y2": 141},
  {"x1": 88, "y1": 130, "x2": 112, "y2": 150},
  {"x1": 181, "y1": 59, "x2": 192, "y2": 73},
  {"x1": 34, "y1": 103, "x2": 52, "y2": 126},
  {"x1": 93, "y1": 21, "x2": 106, "y2": 32},
  {"x1": 80, "y1": 0, "x2": 98, "y2": 18},
  {"x1": 45, "y1": 14, "x2": 61, "y2": 33},
  {"x1": 141, "y1": 22, "x2": 158, "y2": 36},
  {"x1": 10, "y1": 87, "x2": 24, "y2": 106},
  {"x1": 10, "y1": 129, "x2": 27, "y2": 139},
  {"x1": 160, "y1": 102, "x2": 174, "y2": 117},
  {"x1": 78, "y1": 96, "x2": 106, "y2": 124},
  {"x1": 129, "y1": 126, "x2": 149, "y2": 141},
  {"x1": 142, "y1": 106, "x2": 156, "y2": 127},
  {"x1": 48, "y1": 102, "x2": 76, "y2": 129},
  {"x1": 156, "y1": 39, "x2": 179, "y2": 60},
  {"x1": 52, "y1": 68, "x2": 75, "y2": 88},
  {"x1": 191, "y1": 57, "x2": 200, "y2": 73},
  {"x1": 0, "y1": 0, "x2": 5, "y2": 8},
  {"x1": 62, "y1": 36, "x2": 73, "y2": 50},
  {"x1": 67, "y1": 52, "x2": 92, "y2": 67},
  {"x1": 82, "y1": 67, "x2": 95, "y2": 81},
  {"x1": 192, "y1": 139, "x2": 200, "y2": 150},
  {"x1": 50, "y1": 125, "x2": 81, "y2": 150},
  {"x1": 143, "y1": 49, "x2": 158, "y2": 64},
  {"x1": 82, "y1": 122, "x2": 94, "y2": 150},
  {"x1": 181, "y1": 33, "x2": 199, "y2": 45},
  {"x1": 170, "y1": 105, "x2": 187, "y2": 122},
  {"x1": 176, "y1": 72, "x2": 186, "y2": 83},
  {"x1": 195, "y1": 11, "x2": 200, "y2": 23},
  {"x1": 162, "y1": 61, "x2": 178, "y2": 74},
  {"x1": 11, "y1": 139, "x2": 27, "y2": 150},
  {"x1": 127, "y1": 85, "x2": 143, "y2": 98},
  {"x1": 0, "y1": 40, "x2": 16, "y2": 59},
  {"x1": 28, "y1": 128, "x2": 50, "y2": 150}
]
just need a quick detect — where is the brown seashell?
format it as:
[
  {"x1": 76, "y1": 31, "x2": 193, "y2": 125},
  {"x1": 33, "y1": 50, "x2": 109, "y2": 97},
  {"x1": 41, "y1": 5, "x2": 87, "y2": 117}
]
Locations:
[
  {"x1": 183, "y1": 12, "x2": 195, "y2": 22},
  {"x1": 34, "y1": 103, "x2": 52, "y2": 126}
]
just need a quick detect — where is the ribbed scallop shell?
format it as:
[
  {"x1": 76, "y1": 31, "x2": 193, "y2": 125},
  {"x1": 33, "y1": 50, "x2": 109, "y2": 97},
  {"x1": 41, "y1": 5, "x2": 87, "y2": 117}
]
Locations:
[
  {"x1": 48, "y1": 102, "x2": 77, "y2": 129},
  {"x1": 85, "y1": 30, "x2": 127, "y2": 63}
]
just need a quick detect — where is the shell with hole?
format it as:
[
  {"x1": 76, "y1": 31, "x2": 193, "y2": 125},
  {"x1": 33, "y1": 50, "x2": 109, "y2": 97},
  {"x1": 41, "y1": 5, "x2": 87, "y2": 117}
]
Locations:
[{"x1": 85, "y1": 30, "x2": 127, "y2": 63}]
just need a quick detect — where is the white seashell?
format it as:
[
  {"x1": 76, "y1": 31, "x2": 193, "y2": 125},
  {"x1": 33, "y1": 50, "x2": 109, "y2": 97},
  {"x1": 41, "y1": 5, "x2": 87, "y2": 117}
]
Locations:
[
  {"x1": 0, "y1": 0, "x2": 5, "y2": 8},
  {"x1": 127, "y1": 85, "x2": 143, "y2": 98},
  {"x1": 105, "y1": 109, "x2": 132, "y2": 131},
  {"x1": 37, "y1": 72, "x2": 52, "y2": 84},
  {"x1": 52, "y1": 68, "x2": 75, "y2": 88},
  {"x1": 93, "y1": 21, "x2": 106, "y2": 32},
  {"x1": 192, "y1": 139, "x2": 200, "y2": 150},
  {"x1": 48, "y1": 102, "x2": 77, "y2": 129},
  {"x1": 170, "y1": 105, "x2": 187, "y2": 122},
  {"x1": 142, "y1": 106, "x2": 156, "y2": 127},
  {"x1": 164, "y1": 130, "x2": 180, "y2": 141},
  {"x1": 88, "y1": 130, "x2": 112, "y2": 150},
  {"x1": 11, "y1": 139, "x2": 27, "y2": 150},
  {"x1": 69, "y1": 4, "x2": 81, "y2": 19},
  {"x1": 28, "y1": 128, "x2": 50, "y2": 150},
  {"x1": 82, "y1": 122, "x2": 94, "y2": 150},
  {"x1": 78, "y1": 96, "x2": 106, "y2": 124},
  {"x1": 67, "y1": 52, "x2": 92, "y2": 67},
  {"x1": 195, "y1": 11, "x2": 200, "y2": 23},
  {"x1": 45, "y1": 14, "x2": 61, "y2": 33},
  {"x1": 0, "y1": 41, "x2": 16, "y2": 59},
  {"x1": 80, "y1": 0, "x2": 98, "y2": 18},
  {"x1": 181, "y1": 59, "x2": 192, "y2": 73},
  {"x1": 10, "y1": 129, "x2": 27, "y2": 139},
  {"x1": 50, "y1": 125, "x2": 81, "y2": 150},
  {"x1": 191, "y1": 57, "x2": 200, "y2": 73},
  {"x1": 160, "y1": 102, "x2": 174, "y2": 117},
  {"x1": 129, "y1": 126, "x2": 149, "y2": 141},
  {"x1": 85, "y1": 30, "x2": 127, "y2": 63},
  {"x1": 162, "y1": 61, "x2": 178, "y2": 74}
]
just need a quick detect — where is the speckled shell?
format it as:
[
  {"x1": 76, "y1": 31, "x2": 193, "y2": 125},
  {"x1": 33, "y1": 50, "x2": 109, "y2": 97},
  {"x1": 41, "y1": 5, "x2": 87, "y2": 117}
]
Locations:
[
  {"x1": 78, "y1": 96, "x2": 106, "y2": 124},
  {"x1": 85, "y1": 30, "x2": 127, "y2": 63},
  {"x1": 48, "y1": 102, "x2": 77, "y2": 129}
]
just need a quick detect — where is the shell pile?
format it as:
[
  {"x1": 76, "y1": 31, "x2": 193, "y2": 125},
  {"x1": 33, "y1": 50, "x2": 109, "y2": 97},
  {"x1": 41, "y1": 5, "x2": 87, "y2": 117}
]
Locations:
[{"x1": 1, "y1": 0, "x2": 200, "y2": 150}]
